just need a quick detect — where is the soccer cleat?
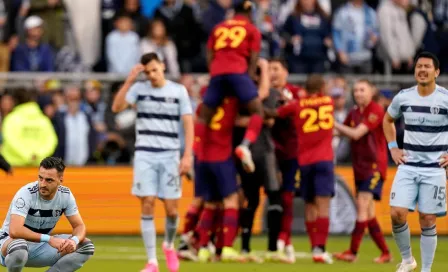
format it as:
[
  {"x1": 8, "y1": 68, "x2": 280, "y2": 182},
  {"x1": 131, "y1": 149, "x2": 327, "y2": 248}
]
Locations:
[
  {"x1": 313, "y1": 252, "x2": 334, "y2": 264},
  {"x1": 221, "y1": 247, "x2": 247, "y2": 263},
  {"x1": 285, "y1": 244, "x2": 296, "y2": 263},
  {"x1": 333, "y1": 250, "x2": 357, "y2": 262},
  {"x1": 163, "y1": 242, "x2": 179, "y2": 272},
  {"x1": 395, "y1": 258, "x2": 417, "y2": 272},
  {"x1": 265, "y1": 251, "x2": 292, "y2": 264},
  {"x1": 241, "y1": 251, "x2": 264, "y2": 263},
  {"x1": 235, "y1": 145, "x2": 255, "y2": 173},
  {"x1": 374, "y1": 252, "x2": 392, "y2": 264},
  {"x1": 141, "y1": 263, "x2": 159, "y2": 272},
  {"x1": 198, "y1": 247, "x2": 211, "y2": 263},
  {"x1": 178, "y1": 249, "x2": 198, "y2": 262}
]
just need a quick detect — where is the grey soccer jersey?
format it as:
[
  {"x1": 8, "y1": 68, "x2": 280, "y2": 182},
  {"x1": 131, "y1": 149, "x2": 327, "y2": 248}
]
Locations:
[
  {"x1": 387, "y1": 85, "x2": 448, "y2": 173},
  {"x1": 0, "y1": 182, "x2": 78, "y2": 235}
]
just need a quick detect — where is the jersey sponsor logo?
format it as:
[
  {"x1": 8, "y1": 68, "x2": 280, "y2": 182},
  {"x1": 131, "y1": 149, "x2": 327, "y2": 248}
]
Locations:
[
  {"x1": 15, "y1": 198, "x2": 26, "y2": 210},
  {"x1": 368, "y1": 113, "x2": 378, "y2": 123},
  {"x1": 418, "y1": 116, "x2": 425, "y2": 124}
]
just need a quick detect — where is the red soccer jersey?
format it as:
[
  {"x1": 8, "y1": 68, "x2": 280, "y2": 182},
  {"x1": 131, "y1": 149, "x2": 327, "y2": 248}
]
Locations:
[
  {"x1": 272, "y1": 84, "x2": 302, "y2": 161},
  {"x1": 207, "y1": 15, "x2": 261, "y2": 76},
  {"x1": 343, "y1": 101, "x2": 387, "y2": 181},
  {"x1": 277, "y1": 94, "x2": 334, "y2": 165},
  {"x1": 195, "y1": 97, "x2": 239, "y2": 162}
]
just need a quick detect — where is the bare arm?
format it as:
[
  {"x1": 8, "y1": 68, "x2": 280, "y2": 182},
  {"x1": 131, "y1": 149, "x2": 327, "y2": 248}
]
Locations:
[
  {"x1": 111, "y1": 64, "x2": 144, "y2": 113},
  {"x1": 206, "y1": 48, "x2": 214, "y2": 71},
  {"x1": 248, "y1": 51, "x2": 260, "y2": 79},
  {"x1": 257, "y1": 58, "x2": 270, "y2": 100},
  {"x1": 9, "y1": 215, "x2": 43, "y2": 242},
  {"x1": 66, "y1": 213, "x2": 86, "y2": 242},
  {"x1": 334, "y1": 122, "x2": 369, "y2": 141},
  {"x1": 264, "y1": 107, "x2": 279, "y2": 118},
  {"x1": 382, "y1": 112, "x2": 397, "y2": 144}
]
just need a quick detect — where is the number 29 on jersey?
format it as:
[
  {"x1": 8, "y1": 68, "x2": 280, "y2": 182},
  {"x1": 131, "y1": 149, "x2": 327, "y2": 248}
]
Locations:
[{"x1": 214, "y1": 26, "x2": 247, "y2": 50}]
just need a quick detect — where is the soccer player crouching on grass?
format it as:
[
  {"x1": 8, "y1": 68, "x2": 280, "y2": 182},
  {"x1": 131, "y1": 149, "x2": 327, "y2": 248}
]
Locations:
[
  {"x1": 333, "y1": 79, "x2": 391, "y2": 263},
  {"x1": 0, "y1": 157, "x2": 94, "y2": 272},
  {"x1": 112, "y1": 53, "x2": 194, "y2": 272}
]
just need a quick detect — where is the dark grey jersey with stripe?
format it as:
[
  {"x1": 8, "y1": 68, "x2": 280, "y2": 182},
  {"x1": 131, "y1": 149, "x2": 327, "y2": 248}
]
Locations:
[{"x1": 0, "y1": 182, "x2": 79, "y2": 235}]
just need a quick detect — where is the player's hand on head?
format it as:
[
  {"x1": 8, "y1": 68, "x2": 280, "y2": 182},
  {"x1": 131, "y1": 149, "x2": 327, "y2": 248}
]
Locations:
[
  {"x1": 179, "y1": 156, "x2": 192, "y2": 176},
  {"x1": 390, "y1": 148, "x2": 406, "y2": 165},
  {"x1": 257, "y1": 58, "x2": 269, "y2": 70},
  {"x1": 127, "y1": 64, "x2": 145, "y2": 83}
]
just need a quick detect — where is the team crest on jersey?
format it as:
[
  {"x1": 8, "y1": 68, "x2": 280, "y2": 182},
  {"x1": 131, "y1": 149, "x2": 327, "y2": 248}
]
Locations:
[
  {"x1": 368, "y1": 113, "x2": 378, "y2": 123},
  {"x1": 418, "y1": 116, "x2": 425, "y2": 123},
  {"x1": 15, "y1": 198, "x2": 25, "y2": 210},
  {"x1": 52, "y1": 210, "x2": 62, "y2": 217},
  {"x1": 430, "y1": 106, "x2": 440, "y2": 115}
]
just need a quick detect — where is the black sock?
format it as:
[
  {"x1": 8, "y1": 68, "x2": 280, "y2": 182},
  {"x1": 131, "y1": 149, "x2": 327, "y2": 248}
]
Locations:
[
  {"x1": 240, "y1": 207, "x2": 256, "y2": 252},
  {"x1": 267, "y1": 191, "x2": 283, "y2": 252}
]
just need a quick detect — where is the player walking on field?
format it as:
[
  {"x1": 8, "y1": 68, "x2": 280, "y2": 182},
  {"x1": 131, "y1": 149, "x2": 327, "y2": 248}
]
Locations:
[
  {"x1": 112, "y1": 53, "x2": 194, "y2": 272},
  {"x1": 0, "y1": 157, "x2": 94, "y2": 272},
  {"x1": 266, "y1": 74, "x2": 335, "y2": 264},
  {"x1": 333, "y1": 79, "x2": 391, "y2": 263},
  {"x1": 197, "y1": 0, "x2": 265, "y2": 173},
  {"x1": 383, "y1": 52, "x2": 448, "y2": 272}
]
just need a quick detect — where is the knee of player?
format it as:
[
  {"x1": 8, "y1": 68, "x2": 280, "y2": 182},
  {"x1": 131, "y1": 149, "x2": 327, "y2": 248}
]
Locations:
[
  {"x1": 390, "y1": 207, "x2": 408, "y2": 225},
  {"x1": 6, "y1": 239, "x2": 28, "y2": 264},
  {"x1": 76, "y1": 238, "x2": 95, "y2": 256},
  {"x1": 419, "y1": 213, "x2": 437, "y2": 228},
  {"x1": 166, "y1": 210, "x2": 178, "y2": 218}
]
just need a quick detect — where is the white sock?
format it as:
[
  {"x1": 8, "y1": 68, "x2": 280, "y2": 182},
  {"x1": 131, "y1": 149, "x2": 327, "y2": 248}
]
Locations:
[{"x1": 141, "y1": 215, "x2": 157, "y2": 265}]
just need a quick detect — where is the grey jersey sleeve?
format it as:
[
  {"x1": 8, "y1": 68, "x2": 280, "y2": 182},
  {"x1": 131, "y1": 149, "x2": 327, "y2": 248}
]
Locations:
[
  {"x1": 65, "y1": 192, "x2": 79, "y2": 217},
  {"x1": 10, "y1": 188, "x2": 33, "y2": 218},
  {"x1": 387, "y1": 92, "x2": 402, "y2": 119}
]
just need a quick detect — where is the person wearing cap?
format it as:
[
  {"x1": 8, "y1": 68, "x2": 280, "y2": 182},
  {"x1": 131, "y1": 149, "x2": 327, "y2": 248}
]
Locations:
[{"x1": 11, "y1": 15, "x2": 54, "y2": 72}]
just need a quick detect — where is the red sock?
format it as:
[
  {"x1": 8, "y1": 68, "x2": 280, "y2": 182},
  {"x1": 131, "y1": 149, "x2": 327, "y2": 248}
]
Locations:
[
  {"x1": 215, "y1": 208, "x2": 224, "y2": 250},
  {"x1": 223, "y1": 208, "x2": 239, "y2": 247},
  {"x1": 279, "y1": 192, "x2": 294, "y2": 244},
  {"x1": 368, "y1": 218, "x2": 390, "y2": 254},
  {"x1": 243, "y1": 114, "x2": 263, "y2": 144},
  {"x1": 315, "y1": 217, "x2": 329, "y2": 249},
  {"x1": 305, "y1": 220, "x2": 318, "y2": 248},
  {"x1": 350, "y1": 221, "x2": 368, "y2": 254},
  {"x1": 183, "y1": 205, "x2": 201, "y2": 234},
  {"x1": 196, "y1": 207, "x2": 215, "y2": 247}
]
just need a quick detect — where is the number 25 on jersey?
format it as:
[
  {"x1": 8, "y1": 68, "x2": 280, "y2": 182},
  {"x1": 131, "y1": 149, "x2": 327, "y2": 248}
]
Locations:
[
  {"x1": 214, "y1": 26, "x2": 247, "y2": 50},
  {"x1": 300, "y1": 105, "x2": 334, "y2": 133}
]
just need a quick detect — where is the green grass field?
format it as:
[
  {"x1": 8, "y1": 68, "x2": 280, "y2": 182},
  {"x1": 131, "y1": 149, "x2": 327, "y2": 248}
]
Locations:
[{"x1": 3, "y1": 236, "x2": 448, "y2": 271}]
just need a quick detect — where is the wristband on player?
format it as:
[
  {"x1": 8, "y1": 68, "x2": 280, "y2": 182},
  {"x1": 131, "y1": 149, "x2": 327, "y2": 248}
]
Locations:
[
  {"x1": 40, "y1": 234, "x2": 51, "y2": 243},
  {"x1": 388, "y1": 141, "x2": 398, "y2": 150},
  {"x1": 70, "y1": 236, "x2": 80, "y2": 245}
]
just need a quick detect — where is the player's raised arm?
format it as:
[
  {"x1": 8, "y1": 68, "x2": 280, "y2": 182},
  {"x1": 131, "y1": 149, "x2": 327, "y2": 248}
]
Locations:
[
  {"x1": 111, "y1": 63, "x2": 145, "y2": 113},
  {"x1": 257, "y1": 58, "x2": 270, "y2": 100}
]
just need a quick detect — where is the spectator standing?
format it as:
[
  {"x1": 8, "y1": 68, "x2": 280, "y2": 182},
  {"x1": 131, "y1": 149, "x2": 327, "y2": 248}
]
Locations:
[
  {"x1": 331, "y1": 86, "x2": 350, "y2": 163},
  {"x1": 283, "y1": 0, "x2": 332, "y2": 73},
  {"x1": 253, "y1": 0, "x2": 281, "y2": 58},
  {"x1": 332, "y1": 0, "x2": 378, "y2": 73},
  {"x1": 407, "y1": 4, "x2": 439, "y2": 55},
  {"x1": 106, "y1": 12, "x2": 140, "y2": 74},
  {"x1": 141, "y1": 19, "x2": 180, "y2": 79},
  {"x1": 125, "y1": 0, "x2": 149, "y2": 37},
  {"x1": 28, "y1": 0, "x2": 65, "y2": 50},
  {"x1": 155, "y1": 0, "x2": 204, "y2": 73},
  {"x1": 53, "y1": 85, "x2": 97, "y2": 166},
  {"x1": 11, "y1": 16, "x2": 54, "y2": 72},
  {"x1": 202, "y1": 0, "x2": 233, "y2": 35},
  {"x1": 433, "y1": 0, "x2": 448, "y2": 72},
  {"x1": 0, "y1": 0, "x2": 9, "y2": 72},
  {"x1": 1, "y1": 89, "x2": 57, "y2": 166},
  {"x1": 81, "y1": 80, "x2": 108, "y2": 134},
  {"x1": 378, "y1": 0, "x2": 416, "y2": 74}
]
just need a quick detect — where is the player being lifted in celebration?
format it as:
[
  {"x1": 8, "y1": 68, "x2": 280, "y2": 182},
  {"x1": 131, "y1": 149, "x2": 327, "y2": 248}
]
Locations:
[
  {"x1": 333, "y1": 79, "x2": 391, "y2": 263},
  {"x1": 0, "y1": 157, "x2": 94, "y2": 272},
  {"x1": 197, "y1": 0, "x2": 266, "y2": 173},
  {"x1": 384, "y1": 52, "x2": 448, "y2": 272},
  {"x1": 112, "y1": 53, "x2": 194, "y2": 272},
  {"x1": 265, "y1": 74, "x2": 335, "y2": 264}
]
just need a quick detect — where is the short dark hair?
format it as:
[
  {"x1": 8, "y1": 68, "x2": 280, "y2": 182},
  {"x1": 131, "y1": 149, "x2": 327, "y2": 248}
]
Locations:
[
  {"x1": 40, "y1": 157, "x2": 66, "y2": 175},
  {"x1": 140, "y1": 52, "x2": 162, "y2": 65},
  {"x1": 415, "y1": 51, "x2": 440, "y2": 70},
  {"x1": 13, "y1": 88, "x2": 36, "y2": 105},
  {"x1": 269, "y1": 57, "x2": 288, "y2": 70},
  {"x1": 305, "y1": 74, "x2": 325, "y2": 94},
  {"x1": 234, "y1": 0, "x2": 253, "y2": 14},
  {"x1": 114, "y1": 10, "x2": 132, "y2": 21}
]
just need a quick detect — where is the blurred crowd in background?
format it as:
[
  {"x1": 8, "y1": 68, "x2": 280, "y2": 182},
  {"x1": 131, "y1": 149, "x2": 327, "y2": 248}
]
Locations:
[{"x1": 0, "y1": 0, "x2": 438, "y2": 166}]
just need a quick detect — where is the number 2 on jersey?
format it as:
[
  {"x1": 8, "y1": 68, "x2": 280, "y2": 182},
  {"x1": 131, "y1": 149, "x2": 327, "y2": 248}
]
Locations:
[
  {"x1": 214, "y1": 26, "x2": 247, "y2": 50},
  {"x1": 300, "y1": 105, "x2": 334, "y2": 133},
  {"x1": 210, "y1": 107, "x2": 225, "y2": 130}
]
